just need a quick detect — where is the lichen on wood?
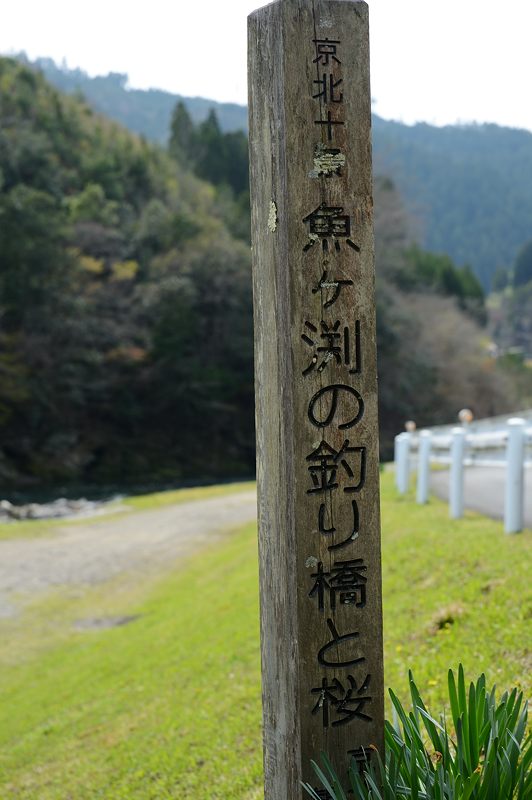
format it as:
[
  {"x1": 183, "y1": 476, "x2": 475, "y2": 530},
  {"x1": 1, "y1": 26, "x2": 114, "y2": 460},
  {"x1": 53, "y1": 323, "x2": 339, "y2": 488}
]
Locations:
[
  {"x1": 309, "y1": 142, "x2": 346, "y2": 177},
  {"x1": 267, "y1": 200, "x2": 277, "y2": 232}
]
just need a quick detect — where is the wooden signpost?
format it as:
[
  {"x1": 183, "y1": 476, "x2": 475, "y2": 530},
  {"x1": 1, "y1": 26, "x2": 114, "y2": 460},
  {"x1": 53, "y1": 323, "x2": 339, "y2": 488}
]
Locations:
[{"x1": 248, "y1": 1, "x2": 383, "y2": 796}]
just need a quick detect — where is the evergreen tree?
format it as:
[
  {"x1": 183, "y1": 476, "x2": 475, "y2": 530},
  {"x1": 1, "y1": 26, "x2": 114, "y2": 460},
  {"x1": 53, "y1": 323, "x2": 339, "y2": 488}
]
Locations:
[
  {"x1": 194, "y1": 109, "x2": 227, "y2": 186},
  {"x1": 168, "y1": 101, "x2": 195, "y2": 163}
]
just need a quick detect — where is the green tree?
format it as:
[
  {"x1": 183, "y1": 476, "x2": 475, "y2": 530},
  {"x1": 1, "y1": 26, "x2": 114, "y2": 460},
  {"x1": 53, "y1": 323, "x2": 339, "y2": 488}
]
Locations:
[
  {"x1": 0, "y1": 184, "x2": 72, "y2": 329},
  {"x1": 147, "y1": 234, "x2": 255, "y2": 479},
  {"x1": 67, "y1": 182, "x2": 119, "y2": 226},
  {"x1": 194, "y1": 110, "x2": 227, "y2": 186},
  {"x1": 168, "y1": 101, "x2": 195, "y2": 163},
  {"x1": 396, "y1": 246, "x2": 485, "y2": 320}
]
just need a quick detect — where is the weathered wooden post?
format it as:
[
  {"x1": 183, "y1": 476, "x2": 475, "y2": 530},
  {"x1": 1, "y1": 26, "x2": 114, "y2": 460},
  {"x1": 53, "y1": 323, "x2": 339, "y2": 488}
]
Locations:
[{"x1": 248, "y1": 1, "x2": 384, "y2": 797}]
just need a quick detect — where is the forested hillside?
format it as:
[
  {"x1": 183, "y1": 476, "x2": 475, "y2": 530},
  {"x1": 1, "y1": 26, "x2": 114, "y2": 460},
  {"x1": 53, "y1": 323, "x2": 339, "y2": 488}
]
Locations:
[
  {"x1": 372, "y1": 117, "x2": 532, "y2": 290},
  {"x1": 0, "y1": 57, "x2": 523, "y2": 493},
  {"x1": 0, "y1": 58, "x2": 254, "y2": 490},
  {"x1": 23, "y1": 55, "x2": 532, "y2": 291}
]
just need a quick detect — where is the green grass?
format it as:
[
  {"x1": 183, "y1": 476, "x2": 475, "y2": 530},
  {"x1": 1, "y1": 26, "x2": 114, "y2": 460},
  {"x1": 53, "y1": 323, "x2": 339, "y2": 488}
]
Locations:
[
  {"x1": 0, "y1": 480, "x2": 254, "y2": 542},
  {"x1": 381, "y1": 482, "x2": 531, "y2": 710},
  {"x1": 124, "y1": 480, "x2": 255, "y2": 511},
  {"x1": 0, "y1": 523, "x2": 262, "y2": 799},
  {"x1": 0, "y1": 473, "x2": 530, "y2": 798}
]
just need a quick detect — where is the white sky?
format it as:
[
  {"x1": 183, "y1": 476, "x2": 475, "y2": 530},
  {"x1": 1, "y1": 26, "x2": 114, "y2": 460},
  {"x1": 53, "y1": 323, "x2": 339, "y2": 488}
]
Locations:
[{"x1": 2, "y1": 0, "x2": 532, "y2": 131}]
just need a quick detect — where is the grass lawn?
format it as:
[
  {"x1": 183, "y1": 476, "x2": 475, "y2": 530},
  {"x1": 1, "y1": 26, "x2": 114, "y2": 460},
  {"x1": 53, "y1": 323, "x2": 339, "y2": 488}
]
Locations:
[{"x1": 0, "y1": 473, "x2": 530, "y2": 798}]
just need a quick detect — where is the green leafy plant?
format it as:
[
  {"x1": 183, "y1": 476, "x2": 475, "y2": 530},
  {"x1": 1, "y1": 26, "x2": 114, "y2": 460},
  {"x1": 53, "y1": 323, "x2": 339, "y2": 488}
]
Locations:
[{"x1": 303, "y1": 666, "x2": 531, "y2": 799}]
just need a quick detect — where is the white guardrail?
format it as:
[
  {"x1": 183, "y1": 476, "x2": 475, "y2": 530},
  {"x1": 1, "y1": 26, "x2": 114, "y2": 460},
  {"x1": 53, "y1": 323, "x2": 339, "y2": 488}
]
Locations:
[{"x1": 394, "y1": 412, "x2": 532, "y2": 534}]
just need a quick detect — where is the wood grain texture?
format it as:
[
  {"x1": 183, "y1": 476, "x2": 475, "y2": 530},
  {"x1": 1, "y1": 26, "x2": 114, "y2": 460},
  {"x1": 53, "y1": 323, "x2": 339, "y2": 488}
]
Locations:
[{"x1": 248, "y1": 2, "x2": 383, "y2": 796}]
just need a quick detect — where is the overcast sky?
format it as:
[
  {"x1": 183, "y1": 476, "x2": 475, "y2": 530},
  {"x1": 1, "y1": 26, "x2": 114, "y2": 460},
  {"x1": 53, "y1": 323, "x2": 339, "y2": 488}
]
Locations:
[{"x1": 2, "y1": 0, "x2": 531, "y2": 132}]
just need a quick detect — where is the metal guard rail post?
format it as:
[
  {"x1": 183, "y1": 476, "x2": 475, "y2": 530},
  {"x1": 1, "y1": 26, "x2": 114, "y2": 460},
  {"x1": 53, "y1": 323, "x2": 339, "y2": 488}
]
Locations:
[{"x1": 394, "y1": 416, "x2": 531, "y2": 534}]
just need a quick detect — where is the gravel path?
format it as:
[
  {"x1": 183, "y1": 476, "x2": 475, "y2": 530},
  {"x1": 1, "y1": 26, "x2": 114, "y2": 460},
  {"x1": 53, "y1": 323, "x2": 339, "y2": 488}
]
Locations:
[{"x1": 0, "y1": 490, "x2": 257, "y2": 617}]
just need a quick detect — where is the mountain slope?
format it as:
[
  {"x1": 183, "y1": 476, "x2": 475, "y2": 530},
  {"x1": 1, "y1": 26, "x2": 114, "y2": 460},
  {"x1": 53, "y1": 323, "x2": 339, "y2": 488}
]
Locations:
[
  {"x1": 372, "y1": 117, "x2": 532, "y2": 290},
  {"x1": 23, "y1": 56, "x2": 247, "y2": 139},
  {"x1": 21, "y1": 55, "x2": 532, "y2": 290}
]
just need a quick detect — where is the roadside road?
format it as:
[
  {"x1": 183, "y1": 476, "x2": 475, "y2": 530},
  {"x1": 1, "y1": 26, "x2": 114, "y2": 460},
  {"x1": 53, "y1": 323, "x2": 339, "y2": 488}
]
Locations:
[{"x1": 430, "y1": 467, "x2": 532, "y2": 528}]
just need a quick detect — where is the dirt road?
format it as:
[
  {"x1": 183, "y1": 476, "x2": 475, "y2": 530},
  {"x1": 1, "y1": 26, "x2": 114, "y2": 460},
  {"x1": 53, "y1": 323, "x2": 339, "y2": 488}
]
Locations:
[{"x1": 0, "y1": 490, "x2": 257, "y2": 617}]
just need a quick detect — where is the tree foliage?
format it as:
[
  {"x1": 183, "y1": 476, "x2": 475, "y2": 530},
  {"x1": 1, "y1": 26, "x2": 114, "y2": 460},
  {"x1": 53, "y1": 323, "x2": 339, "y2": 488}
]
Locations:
[
  {"x1": 0, "y1": 58, "x2": 254, "y2": 489},
  {"x1": 168, "y1": 103, "x2": 250, "y2": 242},
  {"x1": 398, "y1": 246, "x2": 485, "y2": 322}
]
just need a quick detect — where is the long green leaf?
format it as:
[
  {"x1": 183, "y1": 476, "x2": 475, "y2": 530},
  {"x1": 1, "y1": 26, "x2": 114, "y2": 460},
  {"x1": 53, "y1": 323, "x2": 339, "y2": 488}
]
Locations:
[
  {"x1": 468, "y1": 680, "x2": 480, "y2": 769},
  {"x1": 309, "y1": 756, "x2": 340, "y2": 800},
  {"x1": 302, "y1": 783, "x2": 326, "y2": 800},
  {"x1": 448, "y1": 668, "x2": 460, "y2": 731},
  {"x1": 411, "y1": 679, "x2": 446, "y2": 758}
]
